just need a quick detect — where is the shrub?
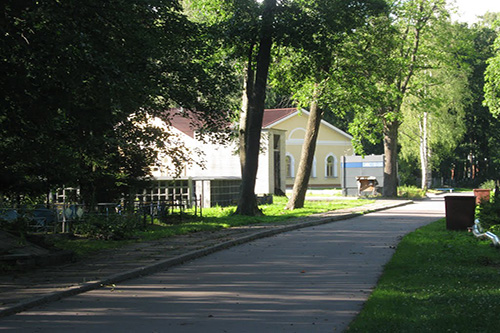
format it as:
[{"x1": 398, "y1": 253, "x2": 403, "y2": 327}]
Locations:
[
  {"x1": 476, "y1": 196, "x2": 500, "y2": 230},
  {"x1": 490, "y1": 224, "x2": 500, "y2": 234},
  {"x1": 479, "y1": 179, "x2": 496, "y2": 190},
  {"x1": 73, "y1": 213, "x2": 141, "y2": 240},
  {"x1": 398, "y1": 185, "x2": 426, "y2": 199}
]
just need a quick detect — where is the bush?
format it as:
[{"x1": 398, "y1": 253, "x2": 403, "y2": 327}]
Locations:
[
  {"x1": 490, "y1": 224, "x2": 500, "y2": 234},
  {"x1": 398, "y1": 185, "x2": 426, "y2": 199},
  {"x1": 476, "y1": 196, "x2": 500, "y2": 230},
  {"x1": 73, "y1": 214, "x2": 141, "y2": 240},
  {"x1": 479, "y1": 179, "x2": 496, "y2": 190}
]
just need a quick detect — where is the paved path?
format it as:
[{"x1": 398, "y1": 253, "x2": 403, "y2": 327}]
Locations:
[
  {"x1": 0, "y1": 199, "x2": 410, "y2": 318},
  {"x1": 0, "y1": 198, "x2": 445, "y2": 332}
]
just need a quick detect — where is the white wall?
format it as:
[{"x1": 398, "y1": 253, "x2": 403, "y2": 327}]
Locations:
[{"x1": 149, "y1": 116, "x2": 286, "y2": 196}]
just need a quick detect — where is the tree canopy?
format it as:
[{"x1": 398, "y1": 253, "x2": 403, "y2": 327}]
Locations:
[
  {"x1": 1, "y1": 0, "x2": 237, "y2": 204},
  {"x1": 3, "y1": 0, "x2": 500, "y2": 206},
  {"x1": 399, "y1": 21, "x2": 471, "y2": 189},
  {"x1": 484, "y1": 26, "x2": 500, "y2": 118},
  {"x1": 323, "y1": 0, "x2": 452, "y2": 196},
  {"x1": 267, "y1": 0, "x2": 387, "y2": 209}
]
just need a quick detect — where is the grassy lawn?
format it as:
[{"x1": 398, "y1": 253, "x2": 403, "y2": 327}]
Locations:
[
  {"x1": 52, "y1": 196, "x2": 374, "y2": 257},
  {"x1": 346, "y1": 218, "x2": 500, "y2": 332}
]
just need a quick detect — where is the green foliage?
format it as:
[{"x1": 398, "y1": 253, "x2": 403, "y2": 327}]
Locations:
[
  {"x1": 0, "y1": 194, "x2": 47, "y2": 210},
  {"x1": 399, "y1": 22, "x2": 471, "y2": 170},
  {"x1": 479, "y1": 179, "x2": 497, "y2": 190},
  {"x1": 346, "y1": 219, "x2": 500, "y2": 332},
  {"x1": 476, "y1": 11, "x2": 500, "y2": 29},
  {"x1": 484, "y1": 31, "x2": 500, "y2": 117},
  {"x1": 398, "y1": 156, "x2": 420, "y2": 186},
  {"x1": 1, "y1": 0, "x2": 238, "y2": 203},
  {"x1": 73, "y1": 214, "x2": 141, "y2": 240},
  {"x1": 490, "y1": 224, "x2": 500, "y2": 234},
  {"x1": 328, "y1": 0, "x2": 452, "y2": 196},
  {"x1": 266, "y1": 1, "x2": 387, "y2": 208},
  {"x1": 476, "y1": 196, "x2": 500, "y2": 230},
  {"x1": 397, "y1": 185, "x2": 426, "y2": 199},
  {"x1": 446, "y1": 25, "x2": 500, "y2": 187},
  {"x1": 269, "y1": 0, "x2": 388, "y2": 111}
]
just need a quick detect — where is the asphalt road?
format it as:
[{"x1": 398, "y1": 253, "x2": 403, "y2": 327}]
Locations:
[{"x1": 0, "y1": 198, "x2": 445, "y2": 333}]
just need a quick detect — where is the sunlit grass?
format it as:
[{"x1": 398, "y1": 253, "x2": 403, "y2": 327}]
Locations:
[
  {"x1": 346, "y1": 219, "x2": 500, "y2": 332},
  {"x1": 197, "y1": 196, "x2": 373, "y2": 225},
  {"x1": 138, "y1": 196, "x2": 373, "y2": 237},
  {"x1": 397, "y1": 185, "x2": 426, "y2": 199}
]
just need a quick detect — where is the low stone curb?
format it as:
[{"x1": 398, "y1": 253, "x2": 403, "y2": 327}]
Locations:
[{"x1": 0, "y1": 200, "x2": 412, "y2": 318}]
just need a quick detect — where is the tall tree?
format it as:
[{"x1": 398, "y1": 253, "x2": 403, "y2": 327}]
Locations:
[
  {"x1": 477, "y1": 11, "x2": 500, "y2": 28},
  {"x1": 236, "y1": 0, "x2": 277, "y2": 215},
  {"x1": 1, "y1": 0, "x2": 236, "y2": 204},
  {"x1": 185, "y1": 0, "x2": 277, "y2": 215},
  {"x1": 269, "y1": 0, "x2": 386, "y2": 209},
  {"x1": 188, "y1": 0, "x2": 384, "y2": 213},
  {"x1": 484, "y1": 26, "x2": 500, "y2": 118},
  {"x1": 349, "y1": 12, "x2": 500, "y2": 188},
  {"x1": 425, "y1": 21, "x2": 500, "y2": 188},
  {"x1": 399, "y1": 67, "x2": 468, "y2": 189},
  {"x1": 333, "y1": 0, "x2": 450, "y2": 196},
  {"x1": 399, "y1": 21, "x2": 471, "y2": 190},
  {"x1": 454, "y1": 24, "x2": 500, "y2": 185}
]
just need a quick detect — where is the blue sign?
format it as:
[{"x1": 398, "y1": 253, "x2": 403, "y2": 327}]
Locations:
[{"x1": 343, "y1": 162, "x2": 383, "y2": 168}]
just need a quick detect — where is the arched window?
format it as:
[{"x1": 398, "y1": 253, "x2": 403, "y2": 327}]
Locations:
[
  {"x1": 286, "y1": 153, "x2": 294, "y2": 178},
  {"x1": 325, "y1": 154, "x2": 338, "y2": 178}
]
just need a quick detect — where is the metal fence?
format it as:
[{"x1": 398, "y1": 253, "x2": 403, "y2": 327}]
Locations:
[
  {"x1": 0, "y1": 204, "x2": 86, "y2": 233},
  {"x1": 0, "y1": 196, "x2": 203, "y2": 234}
]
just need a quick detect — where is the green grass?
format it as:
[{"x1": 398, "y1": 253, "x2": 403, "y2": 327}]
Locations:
[
  {"x1": 346, "y1": 219, "x2": 500, "y2": 332},
  {"x1": 52, "y1": 196, "x2": 373, "y2": 257},
  {"x1": 427, "y1": 187, "x2": 473, "y2": 193},
  {"x1": 449, "y1": 187, "x2": 474, "y2": 193},
  {"x1": 398, "y1": 185, "x2": 427, "y2": 199}
]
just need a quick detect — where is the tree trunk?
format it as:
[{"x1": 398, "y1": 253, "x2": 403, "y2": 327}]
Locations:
[
  {"x1": 235, "y1": 0, "x2": 275, "y2": 216},
  {"x1": 383, "y1": 118, "x2": 399, "y2": 197},
  {"x1": 286, "y1": 92, "x2": 322, "y2": 210},
  {"x1": 426, "y1": 148, "x2": 432, "y2": 188},
  {"x1": 419, "y1": 111, "x2": 428, "y2": 190},
  {"x1": 239, "y1": 51, "x2": 254, "y2": 175}
]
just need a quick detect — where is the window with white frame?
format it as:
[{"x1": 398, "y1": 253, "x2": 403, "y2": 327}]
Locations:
[
  {"x1": 286, "y1": 153, "x2": 294, "y2": 178},
  {"x1": 325, "y1": 153, "x2": 338, "y2": 178}
]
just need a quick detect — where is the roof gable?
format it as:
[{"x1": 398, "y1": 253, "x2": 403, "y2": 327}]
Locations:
[
  {"x1": 263, "y1": 108, "x2": 353, "y2": 140},
  {"x1": 262, "y1": 108, "x2": 299, "y2": 128},
  {"x1": 164, "y1": 107, "x2": 351, "y2": 141},
  {"x1": 162, "y1": 108, "x2": 232, "y2": 139},
  {"x1": 169, "y1": 110, "x2": 197, "y2": 138}
]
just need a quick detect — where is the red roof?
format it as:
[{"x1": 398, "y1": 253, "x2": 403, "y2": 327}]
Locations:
[
  {"x1": 165, "y1": 108, "x2": 298, "y2": 137},
  {"x1": 160, "y1": 108, "x2": 199, "y2": 138},
  {"x1": 163, "y1": 108, "x2": 233, "y2": 138},
  {"x1": 262, "y1": 108, "x2": 298, "y2": 128}
]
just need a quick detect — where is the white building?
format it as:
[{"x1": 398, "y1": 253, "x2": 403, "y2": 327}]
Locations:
[{"x1": 139, "y1": 109, "x2": 286, "y2": 207}]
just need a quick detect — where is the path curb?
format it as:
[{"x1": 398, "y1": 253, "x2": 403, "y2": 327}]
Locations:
[{"x1": 0, "y1": 200, "x2": 412, "y2": 318}]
